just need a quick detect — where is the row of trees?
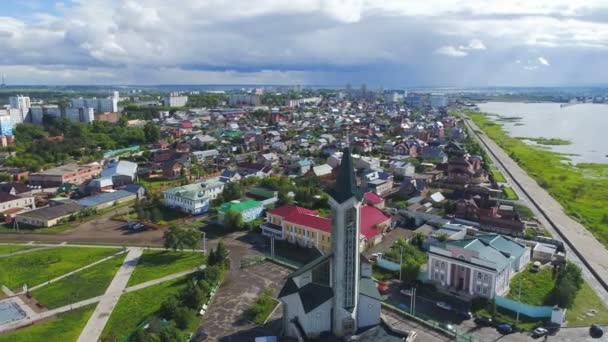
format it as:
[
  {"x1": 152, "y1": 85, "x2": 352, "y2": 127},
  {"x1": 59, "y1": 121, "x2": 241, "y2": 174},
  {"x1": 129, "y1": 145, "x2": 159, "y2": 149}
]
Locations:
[
  {"x1": 5, "y1": 118, "x2": 160, "y2": 171},
  {"x1": 131, "y1": 242, "x2": 229, "y2": 342},
  {"x1": 163, "y1": 225, "x2": 202, "y2": 252},
  {"x1": 551, "y1": 261, "x2": 583, "y2": 308}
]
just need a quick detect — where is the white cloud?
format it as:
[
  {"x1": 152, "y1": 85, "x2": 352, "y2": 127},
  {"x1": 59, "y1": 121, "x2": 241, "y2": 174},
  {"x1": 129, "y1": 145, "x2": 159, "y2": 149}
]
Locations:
[
  {"x1": 538, "y1": 56, "x2": 551, "y2": 66},
  {"x1": 435, "y1": 46, "x2": 468, "y2": 57},
  {"x1": 459, "y1": 39, "x2": 486, "y2": 50}
]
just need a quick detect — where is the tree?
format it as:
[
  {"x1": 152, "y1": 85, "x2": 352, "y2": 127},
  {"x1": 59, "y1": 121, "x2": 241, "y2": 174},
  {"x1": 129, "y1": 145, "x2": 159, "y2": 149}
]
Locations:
[
  {"x1": 163, "y1": 226, "x2": 201, "y2": 251},
  {"x1": 552, "y1": 262, "x2": 583, "y2": 308},
  {"x1": 159, "y1": 296, "x2": 180, "y2": 320},
  {"x1": 222, "y1": 182, "x2": 243, "y2": 202},
  {"x1": 173, "y1": 307, "x2": 196, "y2": 330},
  {"x1": 163, "y1": 226, "x2": 183, "y2": 251},
  {"x1": 143, "y1": 122, "x2": 161, "y2": 143},
  {"x1": 277, "y1": 188, "x2": 292, "y2": 206},
  {"x1": 179, "y1": 281, "x2": 205, "y2": 309},
  {"x1": 212, "y1": 240, "x2": 230, "y2": 269},
  {"x1": 223, "y1": 210, "x2": 244, "y2": 231},
  {"x1": 159, "y1": 323, "x2": 183, "y2": 342},
  {"x1": 150, "y1": 207, "x2": 162, "y2": 223}
]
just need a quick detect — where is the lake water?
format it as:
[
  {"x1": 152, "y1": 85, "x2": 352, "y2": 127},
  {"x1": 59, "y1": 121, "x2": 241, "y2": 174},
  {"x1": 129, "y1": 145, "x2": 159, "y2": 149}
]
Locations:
[{"x1": 476, "y1": 102, "x2": 608, "y2": 164}]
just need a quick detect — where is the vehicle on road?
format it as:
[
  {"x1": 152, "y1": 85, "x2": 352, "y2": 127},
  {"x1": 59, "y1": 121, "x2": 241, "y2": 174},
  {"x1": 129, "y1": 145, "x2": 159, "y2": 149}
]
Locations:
[
  {"x1": 405, "y1": 330, "x2": 417, "y2": 342},
  {"x1": 590, "y1": 324, "x2": 604, "y2": 338},
  {"x1": 436, "y1": 301, "x2": 452, "y2": 310},
  {"x1": 474, "y1": 316, "x2": 493, "y2": 326},
  {"x1": 126, "y1": 221, "x2": 144, "y2": 230},
  {"x1": 532, "y1": 327, "x2": 548, "y2": 338},
  {"x1": 457, "y1": 311, "x2": 472, "y2": 320},
  {"x1": 371, "y1": 252, "x2": 383, "y2": 259},
  {"x1": 497, "y1": 324, "x2": 513, "y2": 335},
  {"x1": 400, "y1": 289, "x2": 413, "y2": 296}
]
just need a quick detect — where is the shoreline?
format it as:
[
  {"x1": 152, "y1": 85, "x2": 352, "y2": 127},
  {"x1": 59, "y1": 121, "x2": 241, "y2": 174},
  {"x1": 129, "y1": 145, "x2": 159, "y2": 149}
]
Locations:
[{"x1": 461, "y1": 109, "x2": 608, "y2": 248}]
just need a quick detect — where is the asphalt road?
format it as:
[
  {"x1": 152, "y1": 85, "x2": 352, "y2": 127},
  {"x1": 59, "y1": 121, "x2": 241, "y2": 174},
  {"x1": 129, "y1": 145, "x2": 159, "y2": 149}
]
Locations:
[{"x1": 462, "y1": 115, "x2": 608, "y2": 304}]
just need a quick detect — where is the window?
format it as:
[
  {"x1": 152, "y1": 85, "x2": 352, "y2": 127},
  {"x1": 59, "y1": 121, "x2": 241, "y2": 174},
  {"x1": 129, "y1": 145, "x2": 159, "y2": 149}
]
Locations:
[
  {"x1": 440, "y1": 274, "x2": 444, "y2": 281},
  {"x1": 484, "y1": 274, "x2": 489, "y2": 282},
  {"x1": 441, "y1": 262, "x2": 446, "y2": 269},
  {"x1": 476, "y1": 285, "x2": 481, "y2": 293},
  {"x1": 477, "y1": 273, "x2": 482, "y2": 280},
  {"x1": 482, "y1": 287, "x2": 487, "y2": 295},
  {"x1": 435, "y1": 260, "x2": 439, "y2": 267}
]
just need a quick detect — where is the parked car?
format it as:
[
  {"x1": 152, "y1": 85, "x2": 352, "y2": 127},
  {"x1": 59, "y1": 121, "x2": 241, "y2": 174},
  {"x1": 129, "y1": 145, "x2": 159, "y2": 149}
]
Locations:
[
  {"x1": 436, "y1": 301, "x2": 452, "y2": 311},
  {"x1": 474, "y1": 316, "x2": 493, "y2": 326},
  {"x1": 497, "y1": 324, "x2": 513, "y2": 335},
  {"x1": 532, "y1": 327, "x2": 548, "y2": 338},
  {"x1": 531, "y1": 261, "x2": 541, "y2": 272},
  {"x1": 400, "y1": 289, "x2": 413, "y2": 296},
  {"x1": 126, "y1": 221, "x2": 145, "y2": 230},
  {"x1": 405, "y1": 330, "x2": 417, "y2": 342},
  {"x1": 590, "y1": 324, "x2": 604, "y2": 338},
  {"x1": 457, "y1": 311, "x2": 472, "y2": 320}
]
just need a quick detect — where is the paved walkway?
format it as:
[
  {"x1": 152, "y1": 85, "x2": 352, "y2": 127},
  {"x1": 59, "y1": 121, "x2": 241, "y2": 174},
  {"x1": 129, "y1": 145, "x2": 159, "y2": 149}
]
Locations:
[
  {"x1": 76, "y1": 247, "x2": 143, "y2": 342},
  {"x1": 0, "y1": 246, "x2": 53, "y2": 258},
  {"x1": 463, "y1": 115, "x2": 608, "y2": 302},
  {"x1": 23, "y1": 250, "x2": 127, "y2": 294},
  {"x1": 124, "y1": 265, "x2": 205, "y2": 293}
]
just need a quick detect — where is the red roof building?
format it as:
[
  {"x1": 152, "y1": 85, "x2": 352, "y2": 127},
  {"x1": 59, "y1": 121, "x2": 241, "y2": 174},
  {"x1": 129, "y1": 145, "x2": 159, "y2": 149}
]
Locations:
[{"x1": 363, "y1": 191, "x2": 385, "y2": 209}]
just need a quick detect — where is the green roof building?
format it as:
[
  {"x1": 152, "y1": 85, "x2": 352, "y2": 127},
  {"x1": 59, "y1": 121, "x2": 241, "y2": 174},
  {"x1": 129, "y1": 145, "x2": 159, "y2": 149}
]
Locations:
[{"x1": 218, "y1": 199, "x2": 264, "y2": 224}]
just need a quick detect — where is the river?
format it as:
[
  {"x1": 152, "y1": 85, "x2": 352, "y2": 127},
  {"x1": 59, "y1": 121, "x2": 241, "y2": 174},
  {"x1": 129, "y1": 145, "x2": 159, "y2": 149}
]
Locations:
[{"x1": 476, "y1": 102, "x2": 608, "y2": 164}]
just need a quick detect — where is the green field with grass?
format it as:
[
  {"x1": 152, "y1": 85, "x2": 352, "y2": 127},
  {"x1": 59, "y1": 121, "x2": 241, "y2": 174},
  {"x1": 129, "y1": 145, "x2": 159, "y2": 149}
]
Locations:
[
  {"x1": 490, "y1": 168, "x2": 507, "y2": 183},
  {"x1": 0, "y1": 223, "x2": 78, "y2": 235},
  {"x1": 464, "y1": 110, "x2": 608, "y2": 247},
  {"x1": 31, "y1": 253, "x2": 126, "y2": 309},
  {"x1": 127, "y1": 250, "x2": 205, "y2": 287},
  {"x1": 0, "y1": 247, "x2": 118, "y2": 289},
  {"x1": 516, "y1": 137, "x2": 572, "y2": 146},
  {"x1": 247, "y1": 288, "x2": 279, "y2": 325},
  {"x1": 566, "y1": 281, "x2": 608, "y2": 326},
  {"x1": 0, "y1": 245, "x2": 35, "y2": 255},
  {"x1": 502, "y1": 186, "x2": 518, "y2": 200},
  {"x1": 0, "y1": 304, "x2": 95, "y2": 342},
  {"x1": 102, "y1": 277, "x2": 190, "y2": 341},
  {"x1": 507, "y1": 265, "x2": 554, "y2": 306}
]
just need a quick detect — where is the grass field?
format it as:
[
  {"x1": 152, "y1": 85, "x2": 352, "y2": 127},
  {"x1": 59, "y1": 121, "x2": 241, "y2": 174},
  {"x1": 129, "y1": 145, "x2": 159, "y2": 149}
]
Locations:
[
  {"x1": 464, "y1": 110, "x2": 608, "y2": 248},
  {"x1": 126, "y1": 250, "x2": 206, "y2": 287},
  {"x1": 0, "y1": 245, "x2": 35, "y2": 255},
  {"x1": 0, "y1": 223, "x2": 77, "y2": 235},
  {"x1": 31, "y1": 253, "x2": 126, "y2": 309},
  {"x1": 566, "y1": 281, "x2": 608, "y2": 327},
  {"x1": 507, "y1": 265, "x2": 555, "y2": 306},
  {"x1": 0, "y1": 304, "x2": 95, "y2": 342},
  {"x1": 0, "y1": 247, "x2": 118, "y2": 289},
  {"x1": 490, "y1": 168, "x2": 507, "y2": 183},
  {"x1": 102, "y1": 277, "x2": 190, "y2": 341},
  {"x1": 502, "y1": 186, "x2": 518, "y2": 200}
]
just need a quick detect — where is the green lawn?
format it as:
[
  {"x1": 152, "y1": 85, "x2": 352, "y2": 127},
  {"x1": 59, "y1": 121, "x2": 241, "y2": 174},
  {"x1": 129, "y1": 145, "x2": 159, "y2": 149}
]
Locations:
[
  {"x1": 0, "y1": 245, "x2": 35, "y2": 255},
  {"x1": 464, "y1": 110, "x2": 608, "y2": 248},
  {"x1": 502, "y1": 186, "x2": 518, "y2": 200},
  {"x1": 127, "y1": 250, "x2": 205, "y2": 287},
  {"x1": 0, "y1": 304, "x2": 96, "y2": 342},
  {"x1": 102, "y1": 277, "x2": 190, "y2": 341},
  {"x1": 31, "y1": 253, "x2": 126, "y2": 309},
  {"x1": 490, "y1": 168, "x2": 507, "y2": 183},
  {"x1": 0, "y1": 247, "x2": 118, "y2": 289},
  {"x1": 0, "y1": 223, "x2": 78, "y2": 235},
  {"x1": 507, "y1": 265, "x2": 555, "y2": 306},
  {"x1": 247, "y1": 288, "x2": 279, "y2": 325},
  {"x1": 566, "y1": 281, "x2": 608, "y2": 327}
]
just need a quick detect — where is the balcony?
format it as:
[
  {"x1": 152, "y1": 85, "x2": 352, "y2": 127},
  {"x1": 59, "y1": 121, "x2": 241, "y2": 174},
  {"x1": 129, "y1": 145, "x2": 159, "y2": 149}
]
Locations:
[{"x1": 261, "y1": 222, "x2": 284, "y2": 240}]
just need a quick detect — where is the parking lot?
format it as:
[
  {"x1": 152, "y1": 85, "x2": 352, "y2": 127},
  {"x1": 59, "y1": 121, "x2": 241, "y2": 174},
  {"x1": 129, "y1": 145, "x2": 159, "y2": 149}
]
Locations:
[{"x1": 196, "y1": 261, "x2": 291, "y2": 341}]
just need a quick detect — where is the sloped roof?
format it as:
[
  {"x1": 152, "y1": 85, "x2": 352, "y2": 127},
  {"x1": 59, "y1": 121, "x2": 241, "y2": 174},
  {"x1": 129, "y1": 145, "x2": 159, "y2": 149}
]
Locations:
[
  {"x1": 268, "y1": 205, "x2": 318, "y2": 218},
  {"x1": 283, "y1": 212, "x2": 331, "y2": 233},
  {"x1": 101, "y1": 160, "x2": 138, "y2": 178},
  {"x1": 363, "y1": 191, "x2": 384, "y2": 204},
  {"x1": 360, "y1": 205, "x2": 391, "y2": 239},
  {"x1": 219, "y1": 200, "x2": 262, "y2": 213},
  {"x1": 359, "y1": 277, "x2": 383, "y2": 301}
]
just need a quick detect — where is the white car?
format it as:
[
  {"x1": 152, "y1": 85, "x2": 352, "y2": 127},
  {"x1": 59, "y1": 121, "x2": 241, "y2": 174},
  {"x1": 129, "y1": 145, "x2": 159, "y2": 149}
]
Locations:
[
  {"x1": 436, "y1": 301, "x2": 452, "y2": 311},
  {"x1": 400, "y1": 289, "x2": 413, "y2": 296},
  {"x1": 405, "y1": 330, "x2": 417, "y2": 342},
  {"x1": 533, "y1": 327, "x2": 548, "y2": 337}
]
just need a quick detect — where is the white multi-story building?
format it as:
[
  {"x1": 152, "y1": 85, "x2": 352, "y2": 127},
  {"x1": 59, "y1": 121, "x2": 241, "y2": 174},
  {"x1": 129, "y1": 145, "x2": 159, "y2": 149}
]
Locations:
[
  {"x1": 162, "y1": 178, "x2": 224, "y2": 215},
  {"x1": 65, "y1": 108, "x2": 95, "y2": 124},
  {"x1": 70, "y1": 96, "x2": 117, "y2": 113},
  {"x1": 285, "y1": 97, "x2": 322, "y2": 107},
  {"x1": 384, "y1": 92, "x2": 403, "y2": 103},
  {"x1": 162, "y1": 92, "x2": 189, "y2": 107},
  {"x1": 30, "y1": 105, "x2": 61, "y2": 125},
  {"x1": 8, "y1": 95, "x2": 30, "y2": 124},
  {"x1": 227, "y1": 94, "x2": 261, "y2": 107},
  {"x1": 30, "y1": 105, "x2": 94, "y2": 124},
  {"x1": 427, "y1": 234, "x2": 530, "y2": 299}
]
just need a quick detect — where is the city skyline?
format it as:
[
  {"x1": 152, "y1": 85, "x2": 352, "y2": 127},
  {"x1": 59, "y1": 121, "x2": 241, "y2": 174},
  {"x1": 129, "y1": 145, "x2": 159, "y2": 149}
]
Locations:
[{"x1": 1, "y1": 0, "x2": 608, "y2": 86}]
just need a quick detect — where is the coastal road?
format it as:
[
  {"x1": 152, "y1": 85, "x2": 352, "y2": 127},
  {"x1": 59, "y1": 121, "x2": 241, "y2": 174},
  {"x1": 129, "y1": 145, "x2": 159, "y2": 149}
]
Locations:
[{"x1": 461, "y1": 114, "x2": 608, "y2": 303}]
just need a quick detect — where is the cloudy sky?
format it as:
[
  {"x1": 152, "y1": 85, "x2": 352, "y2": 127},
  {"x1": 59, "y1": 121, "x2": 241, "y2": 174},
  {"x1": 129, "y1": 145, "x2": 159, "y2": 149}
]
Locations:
[{"x1": 2, "y1": 0, "x2": 608, "y2": 86}]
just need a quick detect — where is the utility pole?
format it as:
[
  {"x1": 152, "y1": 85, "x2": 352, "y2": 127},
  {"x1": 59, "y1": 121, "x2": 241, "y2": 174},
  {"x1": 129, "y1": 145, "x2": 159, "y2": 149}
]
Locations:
[
  {"x1": 516, "y1": 278, "x2": 522, "y2": 327},
  {"x1": 399, "y1": 246, "x2": 403, "y2": 282},
  {"x1": 202, "y1": 231, "x2": 206, "y2": 253}
]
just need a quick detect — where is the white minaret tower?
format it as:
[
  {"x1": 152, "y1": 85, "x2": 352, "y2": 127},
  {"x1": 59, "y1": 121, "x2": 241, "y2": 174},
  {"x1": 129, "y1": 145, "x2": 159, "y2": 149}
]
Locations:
[{"x1": 329, "y1": 147, "x2": 362, "y2": 337}]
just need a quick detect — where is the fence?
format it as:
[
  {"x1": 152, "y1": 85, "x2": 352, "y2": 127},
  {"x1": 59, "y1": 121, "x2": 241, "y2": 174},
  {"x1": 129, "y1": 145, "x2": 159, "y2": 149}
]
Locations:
[{"x1": 495, "y1": 296, "x2": 553, "y2": 318}]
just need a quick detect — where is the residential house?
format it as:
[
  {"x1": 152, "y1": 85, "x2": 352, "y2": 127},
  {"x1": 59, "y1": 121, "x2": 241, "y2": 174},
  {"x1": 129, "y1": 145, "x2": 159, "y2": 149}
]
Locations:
[
  {"x1": 218, "y1": 200, "x2": 264, "y2": 224},
  {"x1": 388, "y1": 161, "x2": 416, "y2": 177},
  {"x1": 362, "y1": 170, "x2": 393, "y2": 196},
  {"x1": 162, "y1": 178, "x2": 224, "y2": 215},
  {"x1": 447, "y1": 155, "x2": 487, "y2": 185},
  {"x1": 236, "y1": 163, "x2": 273, "y2": 178},
  {"x1": 455, "y1": 195, "x2": 525, "y2": 234},
  {"x1": 162, "y1": 158, "x2": 191, "y2": 179},
  {"x1": 427, "y1": 234, "x2": 530, "y2": 298},
  {"x1": 400, "y1": 177, "x2": 430, "y2": 198},
  {"x1": 356, "y1": 156, "x2": 381, "y2": 171},
  {"x1": 419, "y1": 146, "x2": 447, "y2": 164},
  {"x1": 307, "y1": 164, "x2": 333, "y2": 178},
  {"x1": 219, "y1": 170, "x2": 242, "y2": 183},
  {"x1": 77, "y1": 190, "x2": 137, "y2": 211},
  {"x1": 29, "y1": 163, "x2": 102, "y2": 187},
  {"x1": 363, "y1": 191, "x2": 385, "y2": 209},
  {"x1": 101, "y1": 160, "x2": 138, "y2": 186},
  {"x1": 258, "y1": 152, "x2": 279, "y2": 167}
]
